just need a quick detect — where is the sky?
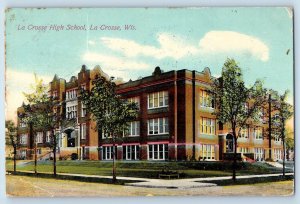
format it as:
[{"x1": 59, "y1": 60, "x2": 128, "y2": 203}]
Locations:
[{"x1": 5, "y1": 8, "x2": 294, "y2": 122}]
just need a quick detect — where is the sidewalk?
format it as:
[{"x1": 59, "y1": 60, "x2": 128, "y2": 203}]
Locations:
[{"x1": 7, "y1": 170, "x2": 294, "y2": 189}]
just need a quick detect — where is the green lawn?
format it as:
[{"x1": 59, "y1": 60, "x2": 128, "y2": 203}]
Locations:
[{"x1": 6, "y1": 160, "x2": 290, "y2": 179}]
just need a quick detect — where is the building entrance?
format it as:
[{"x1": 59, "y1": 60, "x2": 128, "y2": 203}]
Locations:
[{"x1": 226, "y1": 134, "x2": 234, "y2": 153}]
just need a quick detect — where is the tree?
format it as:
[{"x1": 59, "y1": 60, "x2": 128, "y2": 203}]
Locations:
[
  {"x1": 21, "y1": 74, "x2": 66, "y2": 177},
  {"x1": 212, "y1": 58, "x2": 267, "y2": 181},
  {"x1": 270, "y1": 91, "x2": 293, "y2": 176},
  {"x1": 80, "y1": 75, "x2": 139, "y2": 182},
  {"x1": 5, "y1": 120, "x2": 18, "y2": 174}
]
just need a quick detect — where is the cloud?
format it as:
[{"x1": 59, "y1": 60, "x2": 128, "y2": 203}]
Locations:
[
  {"x1": 88, "y1": 40, "x2": 95, "y2": 45},
  {"x1": 101, "y1": 33, "x2": 199, "y2": 60},
  {"x1": 82, "y1": 52, "x2": 150, "y2": 71},
  {"x1": 5, "y1": 69, "x2": 52, "y2": 123},
  {"x1": 199, "y1": 31, "x2": 269, "y2": 61}
]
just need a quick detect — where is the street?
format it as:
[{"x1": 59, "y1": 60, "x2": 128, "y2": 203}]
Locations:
[{"x1": 6, "y1": 175, "x2": 294, "y2": 197}]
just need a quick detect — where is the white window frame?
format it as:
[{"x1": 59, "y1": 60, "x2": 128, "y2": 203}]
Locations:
[
  {"x1": 36, "y1": 132, "x2": 43, "y2": 144},
  {"x1": 240, "y1": 126, "x2": 249, "y2": 139},
  {"x1": 148, "y1": 144, "x2": 168, "y2": 160},
  {"x1": 199, "y1": 90, "x2": 214, "y2": 109},
  {"x1": 274, "y1": 149, "x2": 282, "y2": 161},
  {"x1": 46, "y1": 131, "x2": 51, "y2": 143},
  {"x1": 66, "y1": 89, "x2": 78, "y2": 100},
  {"x1": 66, "y1": 105, "x2": 77, "y2": 119},
  {"x1": 200, "y1": 144, "x2": 215, "y2": 160},
  {"x1": 126, "y1": 121, "x2": 140, "y2": 137},
  {"x1": 148, "y1": 91, "x2": 168, "y2": 109},
  {"x1": 239, "y1": 147, "x2": 249, "y2": 154},
  {"x1": 254, "y1": 148, "x2": 264, "y2": 161},
  {"x1": 20, "y1": 134, "x2": 27, "y2": 144},
  {"x1": 81, "y1": 103, "x2": 87, "y2": 117},
  {"x1": 148, "y1": 118, "x2": 169, "y2": 135},
  {"x1": 102, "y1": 146, "x2": 113, "y2": 160},
  {"x1": 81, "y1": 123, "x2": 87, "y2": 139},
  {"x1": 254, "y1": 127, "x2": 263, "y2": 140},
  {"x1": 199, "y1": 117, "x2": 215, "y2": 135},
  {"x1": 123, "y1": 145, "x2": 139, "y2": 160}
]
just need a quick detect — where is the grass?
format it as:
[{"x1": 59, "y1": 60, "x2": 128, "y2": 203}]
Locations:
[
  {"x1": 6, "y1": 160, "x2": 292, "y2": 179},
  {"x1": 200, "y1": 175, "x2": 294, "y2": 186}
]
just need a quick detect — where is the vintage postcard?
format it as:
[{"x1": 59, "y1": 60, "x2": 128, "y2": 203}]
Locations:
[{"x1": 5, "y1": 8, "x2": 294, "y2": 197}]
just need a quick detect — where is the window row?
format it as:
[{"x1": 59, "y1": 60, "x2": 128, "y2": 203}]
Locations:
[
  {"x1": 238, "y1": 127, "x2": 266, "y2": 140},
  {"x1": 199, "y1": 144, "x2": 215, "y2": 160},
  {"x1": 102, "y1": 118, "x2": 169, "y2": 139},
  {"x1": 66, "y1": 89, "x2": 77, "y2": 100},
  {"x1": 101, "y1": 144, "x2": 169, "y2": 161}
]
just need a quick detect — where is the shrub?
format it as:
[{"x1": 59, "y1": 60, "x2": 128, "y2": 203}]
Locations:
[{"x1": 71, "y1": 153, "x2": 78, "y2": 160}]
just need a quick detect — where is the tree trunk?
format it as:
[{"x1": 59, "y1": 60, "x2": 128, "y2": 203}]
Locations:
[
  {"x1": 282, "y1": 139, "x2": 286, "y2": 177},
  {"x1": 112, "y1": 139, "x2": 116, "y2": 183},
  {"x1": 13, "y1": 146, "x2": 16, "y2": 174},
  {"x1": 53, "y1": 132, "x2": 57, "y2": 177},
  {"x1": 232, "y1": 136, "x2": 237, "y2": 182},
  {"x1": 34, "y1": 141, "x2": 37, "y2": 175}
]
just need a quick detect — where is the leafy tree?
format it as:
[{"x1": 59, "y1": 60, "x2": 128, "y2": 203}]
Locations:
[
  {"x1": 80, "y1": 75, "x2": 139, "y2": 182},
  {"x1": 270, "y1": 91, "x2": 293, "y2": 176},
  {"x1": 5, "y1": 120, "x2": 18, "y2": 173},
  {"x1": 21, "y1": 74, "x2": 73, "y2": 177},
  {"x1": 212, "y1": 58, "x2": 267, "y2": 181},
  {"x1": 21, "y1": 74, "x2": 49, "y2": 174}
]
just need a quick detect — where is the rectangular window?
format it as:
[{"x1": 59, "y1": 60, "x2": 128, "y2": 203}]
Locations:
[
  {"x1": 148, "y1": 118, "x2": 169, "y2": 135},
  {"x1": 240, "y1": 126, "x2": 249, "y2": 138},
  {"x1": 125, "y1": 121, "x2": 140, "y2": 136},
  {"x1": 102, "y1": 146, "x2": 114, "y2": 160},
  {"x1": 148, "y1": 91, "x2": 168, "y2": 109},
  {"x1": 46, "y1": 131, "x2": 51, "y2": 143},
  {"x1": 102, "y1": 130, "x2": 112, "y2": 139},
  {"x1": 239, "y1": 147, "x2": 249, "y2": 154},
  {"x1": 274, "y1": 149, "x2": 282, "y2": 161},
  {"x1": 36, "y1": 149, "x2": 42, "y2": 155},
  {"x1": 199, "y1": 90, "x2": 214, "y2": 108},
  {"x1": 81, "y1": 103, "x2": 87, "y2": 117},
  {"x1": 123, "y1": 145, "x2": 140, "y2": 160},
  {"x1": 148, "y1": 144, "x2": 168, "y2": 160},
  {"x1": 254, "y1": 127, "x2": 263, "y2": 140},
  {"x1": 66, "y1": 89, "x2": 78, "y2": 100},
  {"x1": 128, "y1": 97, "x2": 140, "y2": 109},
  {"x1": 199, "y1": 117, "x2": 215, "y2": 135},
  {"x1": 36, "y1": 132, "x2": 43, "y2": 143},
  {"x1": 66, "y1": 105, "x2": 77, "y2": 119},
  {"x1": 81, "y1": 124, "x2": 87, "y2": 139},
  {"x1": 200, "y1": 144, "x2": 215, "y2": 160},
  {"x1": 254, "y1": 148, "x2": 264, "y2": 161},
  {"x1": 20, "y1": 134, "x2": 27, "y2": 144}
]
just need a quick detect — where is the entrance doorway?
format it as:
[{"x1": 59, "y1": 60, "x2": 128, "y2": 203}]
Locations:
[
  {"x1": 65, "y1": 129, "x2": 76, "y2": 147},
  {"x1": 226, "y1": 134, "x2": 234, "y2": 153}
]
